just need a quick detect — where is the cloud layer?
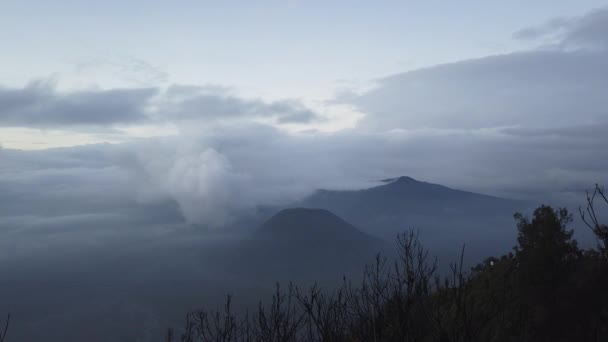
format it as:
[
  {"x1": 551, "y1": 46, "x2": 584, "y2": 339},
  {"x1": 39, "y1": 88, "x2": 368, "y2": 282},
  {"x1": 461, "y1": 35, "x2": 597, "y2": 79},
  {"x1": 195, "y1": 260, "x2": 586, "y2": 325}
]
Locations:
[
  {"x1": 0, "y1": 82, "x2": 321, "y2": 129},
  {"x1": 1, "y1": 7, "x2": 608, "y2": 227}
]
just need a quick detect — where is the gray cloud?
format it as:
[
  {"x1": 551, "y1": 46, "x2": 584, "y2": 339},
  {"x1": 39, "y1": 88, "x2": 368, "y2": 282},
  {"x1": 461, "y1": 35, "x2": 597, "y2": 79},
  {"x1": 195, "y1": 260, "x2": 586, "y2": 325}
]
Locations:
[
  {"x1": 512, "y1": 17, "x2": 574, "y2": 41},
  {"x1": 341, "y1": 7, "x2": 608, "y2": 137},
  {"x1": 513, "y1": 7, "x2": 608, "y2": 49},
  {"x1": 3, "y1": 121, "x2": 606, "y2": 230},
  {"x1": 0, "y1": 81, "x2": 156, "y2": 128},
  {"x1": 158, "y1": 85, "x2": 320, "y2": 124},
  {"x1": 563, "y1": 7, "x2": 608, "y2": 49},
  {"x1": 0, "y1": 82, "x2": 321, "y2": 129},
  {"x1": 348, "y1": 50, "x2": 608, "y2": 131}
]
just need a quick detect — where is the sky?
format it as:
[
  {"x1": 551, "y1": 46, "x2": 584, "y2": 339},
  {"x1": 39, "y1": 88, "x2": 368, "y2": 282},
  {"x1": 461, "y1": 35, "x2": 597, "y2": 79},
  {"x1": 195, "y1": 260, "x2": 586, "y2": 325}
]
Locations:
[
  {"x1": 1, "y1": 1, "x2": 607, "y2": 145},
  {"x1": 1, "y1": 1, "x2": 606, "y2": 98},
  {"x1": 1, "y1": 1, "x2": 608, "y2": 226}
]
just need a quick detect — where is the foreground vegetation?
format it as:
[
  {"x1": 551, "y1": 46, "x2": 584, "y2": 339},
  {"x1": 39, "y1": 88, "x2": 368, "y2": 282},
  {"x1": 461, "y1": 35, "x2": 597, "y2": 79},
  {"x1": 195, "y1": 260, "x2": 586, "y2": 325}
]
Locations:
[{"x1": 169, "y1": 185, "x2": 608, "y2": 342}]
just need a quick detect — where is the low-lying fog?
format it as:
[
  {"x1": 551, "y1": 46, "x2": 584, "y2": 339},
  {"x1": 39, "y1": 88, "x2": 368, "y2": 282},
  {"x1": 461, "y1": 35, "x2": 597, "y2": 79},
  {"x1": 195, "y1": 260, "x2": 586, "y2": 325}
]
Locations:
[{"x1": 1, "y1": 188, "x2": 600, "y2": 341}]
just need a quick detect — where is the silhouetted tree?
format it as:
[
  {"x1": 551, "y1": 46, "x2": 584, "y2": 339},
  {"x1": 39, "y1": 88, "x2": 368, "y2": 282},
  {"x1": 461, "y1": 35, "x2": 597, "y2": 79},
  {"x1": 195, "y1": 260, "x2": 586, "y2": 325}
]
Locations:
[
  {"x1": 580, "y1": 184, "x2": 608, "y2": 255},
  {"x1": 251, "y1": 283, "x2": 303, "y2": 342},
  {"x1": 513, "y1": 206, "x2": 578, "y2": 340},
  {"x1": 0, "y1": 314, "x2": 9, "y2": 342}
]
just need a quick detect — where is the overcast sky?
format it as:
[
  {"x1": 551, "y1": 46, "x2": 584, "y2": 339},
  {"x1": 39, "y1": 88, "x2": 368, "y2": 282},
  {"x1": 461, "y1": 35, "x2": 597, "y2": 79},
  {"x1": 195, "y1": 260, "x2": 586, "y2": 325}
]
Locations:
[{"x1": 1, "y1": 2, "x2": 608, "y2": 226}]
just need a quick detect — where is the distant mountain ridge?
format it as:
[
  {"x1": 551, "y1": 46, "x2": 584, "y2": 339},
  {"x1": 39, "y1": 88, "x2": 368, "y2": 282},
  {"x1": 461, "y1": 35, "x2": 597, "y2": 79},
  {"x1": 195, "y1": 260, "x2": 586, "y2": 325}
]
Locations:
[
  {"x1": 293, "y1": 176, "x2": 528, "y2": 262},
  {"x1": 379, "y1": 176, "x2": 498, "y2": 194},
  {"x1": 319, "y1": 175, "x2": 515, "y2": 201},
  {"x1": 300, "y1": 176, "x2": 521, "y2": 217}
]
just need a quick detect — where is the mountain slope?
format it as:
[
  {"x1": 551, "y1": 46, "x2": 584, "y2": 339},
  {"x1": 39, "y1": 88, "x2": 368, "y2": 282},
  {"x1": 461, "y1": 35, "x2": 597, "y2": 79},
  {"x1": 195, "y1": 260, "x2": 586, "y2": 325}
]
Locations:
[
  {"x1": 233, "y1": 208, "x2": 386, "y2": 284},
  {"x1": 257, "y1": 207, "x2": 374, "y2": 242}
]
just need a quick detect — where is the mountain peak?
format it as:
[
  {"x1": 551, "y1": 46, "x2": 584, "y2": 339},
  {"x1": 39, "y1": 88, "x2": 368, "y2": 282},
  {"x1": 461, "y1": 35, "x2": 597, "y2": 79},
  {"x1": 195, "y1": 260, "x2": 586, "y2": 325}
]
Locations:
[
  {"x1": 381, "y1": 176, "x2": 418, "y2": 184},
  {"x1": 367, "y1": 175, "x2": 482, "y2": 199},
  {"x1": 377, "y1": 176, "x2": 427, "y2": 191}
]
